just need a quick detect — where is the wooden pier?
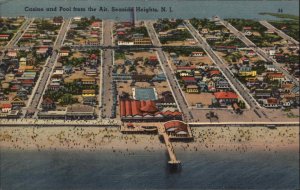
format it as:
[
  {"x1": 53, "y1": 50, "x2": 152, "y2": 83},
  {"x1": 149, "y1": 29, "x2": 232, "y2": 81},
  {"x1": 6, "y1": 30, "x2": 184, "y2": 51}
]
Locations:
[{"x1": 162, "y1": 133, "x2": 181, "y2": 165}]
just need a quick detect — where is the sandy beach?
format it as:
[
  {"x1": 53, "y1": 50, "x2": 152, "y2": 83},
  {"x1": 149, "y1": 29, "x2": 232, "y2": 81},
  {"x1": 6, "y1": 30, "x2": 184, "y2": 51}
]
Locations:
[{"x1": 0, "y1": 126, "x2": 298, "y2": 154}]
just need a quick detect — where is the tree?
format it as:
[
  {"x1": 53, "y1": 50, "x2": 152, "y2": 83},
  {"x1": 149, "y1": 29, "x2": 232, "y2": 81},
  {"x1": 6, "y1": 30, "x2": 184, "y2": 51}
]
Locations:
[{"x1": 59, "y1": 94, "x2": 77, "y2": 105}]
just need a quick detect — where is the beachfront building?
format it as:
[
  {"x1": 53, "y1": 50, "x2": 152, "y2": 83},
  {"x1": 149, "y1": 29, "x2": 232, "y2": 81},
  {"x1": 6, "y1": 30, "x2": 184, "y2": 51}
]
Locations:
[
  {"x1": 164, "y1": 120, "x2": 189, "y2": 137},
  {"x1": 119, "y1": 99, "x2": 182, "y2": 122}
]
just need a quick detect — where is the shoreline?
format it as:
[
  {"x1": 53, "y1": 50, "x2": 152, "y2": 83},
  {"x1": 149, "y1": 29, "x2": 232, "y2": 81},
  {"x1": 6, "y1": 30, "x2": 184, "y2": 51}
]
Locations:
[{"x1": 1, "y1": 126, "x2": 298, "y2": 153}]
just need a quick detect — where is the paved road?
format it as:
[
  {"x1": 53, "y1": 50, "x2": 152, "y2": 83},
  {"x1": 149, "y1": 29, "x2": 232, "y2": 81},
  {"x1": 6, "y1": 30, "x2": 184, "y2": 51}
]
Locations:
[
  {"x1": 259, "y1": 20, "x2": 299, "y2": 46},
  {"x1": 185, "y1": 20, "x2": 267, "y2": 119},
  {"x1": 25, "y1": 19, "x2": 72, "y2": 118},
  {"x1": 145, "y1": 20, "x2": 162, "y2": 47},
  {"x1": 0, "y1": 18, "x2": 33, "y2": 59},
  {"x1": 101, "y1": 20, "x2": 114, "y2": 119},
  {"x1": 145, "y1": 21, "x2": 193, "y2": 121},
  {"x1": 220, "y1": 19, "x2": 299, "y2": 86}
]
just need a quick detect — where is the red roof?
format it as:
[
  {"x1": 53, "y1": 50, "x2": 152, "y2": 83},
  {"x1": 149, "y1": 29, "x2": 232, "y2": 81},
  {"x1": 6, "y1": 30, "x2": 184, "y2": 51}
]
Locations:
[
  {"x1": 90, "y1": 54, "x2": 97, "y2": 60},
  {"x1": 210, "y1": 70, "x2": 221, "y2": 75},
  {"x1": 0, "y1": 34, "x2": 9, "y2": 37},
  {"x1": 181, "y1": 77, "x2": 196, "y2": 82},
  {"x1": 42, "y1": 97, "x2": 54, "y2": 105},
  {"x1": 243, "y1": 26, "x2": 252, "y2": 30},
  {"x1": 1, "y1": 103, "x2": 12, "y2": 108},
  {"x1": 120, "y1": 100, "x2": 157, "y2": 117},
  {"x1": 140, "y1": 100, "x2": 158, "y2": 113},
  {"x1": 22, "y1": 79, "x2": 34, "y2": 84},
  {"x1": 117, "y1": 31, "x2": 125, "y2": 35},
  {"x1": 119, "y1": 99, "x2": 181, "y2": 118},
  {"x1": 91, "y1": 21, "x2": 101, "y2": 27},
  {"x1": 214, "y1": 92, "x2": 238, "y2": 99},
  {"x1": 149, "y1": 56, "x2": 158, "y2": 61},
  {"x1": 164, "y1": 120, "x2": 188, "y2": 133},
  {"x1": 267, "y1": 98, "x2": 279, "y2": 104},
  {"x1": 11, "y1": 85, "x2": 20, "y2": 90},
  {"x1": 267, "y1": 72, "x2": 284, "y2": 78}
]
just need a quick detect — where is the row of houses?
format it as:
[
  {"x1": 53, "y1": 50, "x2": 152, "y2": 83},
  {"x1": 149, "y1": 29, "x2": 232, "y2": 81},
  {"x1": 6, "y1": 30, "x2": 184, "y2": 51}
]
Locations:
[
  {"x1": 115, "y1": 22, "x2": 152, "y2": 46},
  {"x1": 231, "y1": 62, "x2": 299, "y2": 108},
  {"x1": 0, "y1": 55, "x2": 42, "y2": 117},
  {"x1": 65, "y1": 18, "x2": 102, "y2": 46}
]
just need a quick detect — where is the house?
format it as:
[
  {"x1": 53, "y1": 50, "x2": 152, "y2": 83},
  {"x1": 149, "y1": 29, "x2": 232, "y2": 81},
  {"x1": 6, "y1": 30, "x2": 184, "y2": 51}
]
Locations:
[
  {"x1": 209, "y1": 70, "x2": 221, "y2": 76},
  {"x1": 179, "y1": 71, "x2": 193, "y2": 77},
  {"x1": 53, "y1": 16, "x2": 63, "y2": 25},
  {"x1": 176, "y1": 66, "x2": 196, "y2": 73},
  {"x1": 214, "y1": 46, "x2": 237, "y2": 52},
  {"x1": 201, "y1": 28, "x2": 209, "y2": 34},
  {"x1": 42, "y1": 97, "x2": 56, "y2": 110},
  {"x1": 263, "y1": 98, "x2": 279, "y2": 108},
  {"x1": 85, "y1": 69, "x2": 97, "y2": 77},
  {"x1": 66, "y1": 104, "x2": 96, "y2": 119},
  {"x1": 240, "y1": 57, "x2": 250, "y2": 64},
  {"x1": 1, "y1": 103, "x2": 12, "y2": 113},
  {"x1": 82, "y1": 90, "x2": 96, "y2": 105},
  {"x1": 151, "y1": 73, "x2": 166, "y2": 82},
  {"x1": 239, "y1": 66, "x2": 256, "y2": 77},
  {"x1": 11, "y1": 96, "x2": 25, "y2": 107},
  {"x1": 155, "y1": 91, "x2": 176, "y2": 107},
  {"x1": 85, "y1": 38, "x2": 100, "y2": 46},
  {"x1": 197, "y1": 81, "x2": 208, "y2": 91},
  {"x1": 244, "y1": 31, "x2": 252, "y2": 36},
  {"x1": 194, "y1": 70, "x2": 203, "y2": 79},
  {"x1": 267, "y1": 72, "x2": 285, "y2": 81},
  {"x1": 254, "y1": 89, "x2": 272, "y2": 99},
  {"x1": 214, "y1": 91, "x2": 238, "y2": 105},
  {"x1": 247, "y1": 50, "x2": 256, "y2": 56},
  {"x1": 17, "y1": 88, "x2": 28, "y2": 100},
  {"x1": 265, "y1": 64, "x2": 277, "y2": 72},
  {"x1": 242, "y1": 26, "x2": 252, "y2": 31},
  {"x1": 7, "y1": 50, "x2": 17, "y2": 57},
  {"x1": 264, "y1": 29, "x2": 275, "y2": 34},
  {"x1": 186, "y1": 85, "x2": 199, "y2": 93},
  {"x1": 59, "y1": 50, "x2": 70, "y2": 57},
  {"x1": 22, "y1": 34, "x2": 34, "y2": 39},
  {"x1": 36, "y1": 47, "x2": 49, "y2": 55},
  {"x1": 118, "y1": 41, "x2": 134, "y2": 46},
  {"x1": 215, "y1": 79, "x2": 230, "y2": 90},
  {"x1": 206, "y1": 35, "x2": 221, "y2": 41},
  {"x1": 148, "y1": 56, "x2": 158, "y2": 64},
  {"x1": 190, "y1": 52, "x2": 204, "y2": 57},
  {"x1": 81, "y1": 78, "x2": 96, "y2": 85},
  {"x1": 181, "y1": 77, "x2": 197, "y2": 85},
  {"x1": 275, "y1": 54, "x2": 287, "y2": 63},
  {"x1": 177, "y1": 25, "x2": 186, "y2": 30},
  {"x1": 0, "y1": 34, "x2": 10, "y2": 40},
  {"x1": 269, "y1": 49, "x2": 276, "y2": 56},
  {"x1": 73, "y1": 17, "x2": 82, "y2": 22},
  {"x1": 48, "y1": 82, "x2": 61, "y2": 91},
  {"x1": 21, "y1": 79, "x2": 34, "y2": 88},
  {"x1": 91, "y1": 21, "x2": 101, "y2": 29},
  {"x1": 134, "y1": 37, "x2": 152, "y2": 45},
  {"x1": 19, "y1": 57, "x2": 27, "y2": 67},
  {"x1": 207, "y1": 80, "x2": 216, "y2": 92},
  {"x1": 42, "y1": 39, "x2": 52, "y2": 45}
]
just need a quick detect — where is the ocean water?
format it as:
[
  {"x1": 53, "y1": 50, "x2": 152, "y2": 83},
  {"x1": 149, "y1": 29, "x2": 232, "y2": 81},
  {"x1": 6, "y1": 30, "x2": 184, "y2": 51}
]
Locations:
[
  {"x1": 0, "y1": 149, "x2": 299, "y2": 190},
  {"x1": 0, "y1": 0, "x2": 299, "y2": 19}
]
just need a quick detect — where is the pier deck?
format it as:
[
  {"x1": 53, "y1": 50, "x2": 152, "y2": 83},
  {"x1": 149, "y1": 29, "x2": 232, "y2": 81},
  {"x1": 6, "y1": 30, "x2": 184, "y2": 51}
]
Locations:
[{"x1": 162, "y1": 132, "x2": 181, "y2": 165}]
